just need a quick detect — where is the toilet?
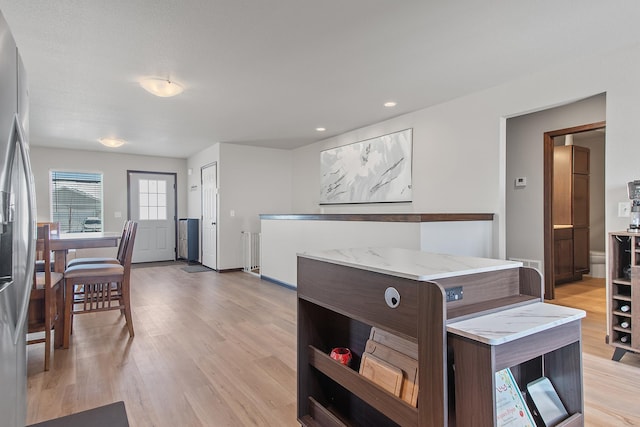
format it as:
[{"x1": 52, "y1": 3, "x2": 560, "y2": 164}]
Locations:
[{"x1": 589, "y1": 250, "x2": 606, "y2": 278}]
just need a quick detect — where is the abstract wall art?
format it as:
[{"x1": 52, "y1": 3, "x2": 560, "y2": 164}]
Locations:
[{"x1": 320, "y1": 128, "x2": 412, "y2": 204}]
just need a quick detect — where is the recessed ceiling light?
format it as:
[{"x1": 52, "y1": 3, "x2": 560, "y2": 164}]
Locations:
[
  {"x1": 98, "y1": 137, "x2": 126, "y2": 148},
  {"x1": 384, "y1": 101, "x2": 397, "y2": 107},
  {"x1": 139, "y1": 77, "x2": 184, "y2": 97},
  {"x1": 316, "y1": 127, "x2": 326, "y2": 132}
]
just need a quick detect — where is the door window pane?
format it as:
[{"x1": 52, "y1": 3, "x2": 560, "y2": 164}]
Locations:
[
  {"x1": 139, "y1": 206, "x2": 149, "y2": 220},
  {"x1": 138, "y1": 179, "x2": 167, "y2": 221}
]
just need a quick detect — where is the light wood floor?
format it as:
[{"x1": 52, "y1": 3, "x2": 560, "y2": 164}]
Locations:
[{"x1": 26, "y1": 267, "x2": 640, "y2": 426}]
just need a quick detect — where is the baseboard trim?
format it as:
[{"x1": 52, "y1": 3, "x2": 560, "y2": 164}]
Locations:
[
  {"x1": 217, "y1": 267, "x2": 242, "y2": 273},
  {"x1": 261, "y1": 275, "x2": 296, "y2": 290}
]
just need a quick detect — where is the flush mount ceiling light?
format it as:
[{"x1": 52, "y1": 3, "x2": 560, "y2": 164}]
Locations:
[
  {"x1": 316, "y1": 127, "x2": 326, "y2": 132},
  {"x1": 139, "y1": 77, "x2": 184, "y2": 97},
  {"x1": 98, "y1": 137, "x2": 126, "y2": 148},
  {"x1": 384, "y1": 101, "x2": 397, "y2": 107}
]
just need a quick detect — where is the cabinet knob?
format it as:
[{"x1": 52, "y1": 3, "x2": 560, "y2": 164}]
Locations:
[{"x1": 384, "y1": 287, "x2": 401, "y2": 309}]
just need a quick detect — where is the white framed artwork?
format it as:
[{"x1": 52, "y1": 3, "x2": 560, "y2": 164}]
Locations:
[{"x1": 320, "y1": 128, "x2": 412, "y2": 204}]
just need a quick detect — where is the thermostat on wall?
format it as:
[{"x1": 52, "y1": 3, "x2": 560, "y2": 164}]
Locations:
[{"x1": 515, "y1": 177, "x2": 527, "y2": 187}]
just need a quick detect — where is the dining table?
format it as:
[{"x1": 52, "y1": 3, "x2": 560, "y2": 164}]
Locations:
[{"x1": 49, "y1": 231, "x2": 121, "y2": 273}]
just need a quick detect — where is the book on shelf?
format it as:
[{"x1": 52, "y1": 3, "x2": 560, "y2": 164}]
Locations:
[
  {"x1": 495, "y1": 368, "x2": 535, "y2": 427},
  {"x1": 526, "y1": 376, "x2": 569, "y2": 426}
]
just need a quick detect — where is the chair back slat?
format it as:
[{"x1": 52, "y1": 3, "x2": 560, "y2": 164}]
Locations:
[
  {"x1": 34, "y1": 224, "x2": 52, "y2": 288},
  {"x1": 36, "y1": 222, "x2": 60, "y2": 236},
  {"x1": 29, "y1": 224, "x2": 62, "y2": 370},
  {"x1": 116, "y1": 220, "x2": 132, "y2": 264},
  {"x1": 122, "y1": 222, "x2": 138, "y2": 270}
]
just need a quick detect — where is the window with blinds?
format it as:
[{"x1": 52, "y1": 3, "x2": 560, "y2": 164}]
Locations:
[{"x1": 50, "y1": 171, "x2": 103, "y2": 233}]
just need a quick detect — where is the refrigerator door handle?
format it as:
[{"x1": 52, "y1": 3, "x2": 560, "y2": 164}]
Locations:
[{"x1": 12, "y1": 114, "x2": 35, "y2": 344}]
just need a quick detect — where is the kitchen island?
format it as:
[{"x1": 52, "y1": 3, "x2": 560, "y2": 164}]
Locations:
[{"x1": 297, "y1": 247, "x2": 585, "y2": 426}]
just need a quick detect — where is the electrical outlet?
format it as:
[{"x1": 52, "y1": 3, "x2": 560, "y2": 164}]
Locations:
[
  {"x1": 619, "y1": 201, "x2": 631, "y2": 217},
  {"x1": 444, "y1": 286, "x2": 463, "y2": 302}
]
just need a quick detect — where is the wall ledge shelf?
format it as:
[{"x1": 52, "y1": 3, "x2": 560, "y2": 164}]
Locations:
[{"x1": 260, "y1": 213, "x2": 494, "y2": 222}]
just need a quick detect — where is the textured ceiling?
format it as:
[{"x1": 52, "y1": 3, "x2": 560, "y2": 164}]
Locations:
[{"x1": 1, "y1": 1, "x2": 639, "y2": 158}]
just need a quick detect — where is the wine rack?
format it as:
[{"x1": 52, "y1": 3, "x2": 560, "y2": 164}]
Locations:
[{"x1": 608, "y1": 232, "x2": 640, "y2": 361}]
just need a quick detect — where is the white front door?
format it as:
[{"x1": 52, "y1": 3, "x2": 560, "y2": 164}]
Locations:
[
  {"x1": 128, "y1": 171, "x2": 176, "y2": 263},
  {"x1": 201, "y1": 163, "x2": 217, "y2": 270}
]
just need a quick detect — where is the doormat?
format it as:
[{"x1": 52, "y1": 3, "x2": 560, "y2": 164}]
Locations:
[
  {"x1": 181, "y1": 265, "x2": 212, "y2": 273},
  {"x1": 28, "y1": 401, "x2": 129, "y2": 427}
]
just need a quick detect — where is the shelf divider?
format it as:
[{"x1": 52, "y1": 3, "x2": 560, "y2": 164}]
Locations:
[{"x1": 309, "y1": 345, "x2": 418, "y2": 427}]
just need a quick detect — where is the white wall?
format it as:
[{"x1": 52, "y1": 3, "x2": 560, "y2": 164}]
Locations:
[
  {"x1": 30, "y1": 146, "x2": 188, "y2": 257},
  {"x1": 187, "y1": 143, "x2": 292, "y2": 270},
  {"x1": 261, "y1": 218, "x2": 493, "y2": 287},
  {"x1": 578, "y1": 133, "x2": 606, "y2": 252},
  {"x1": 261, "y1": 220, "x2": 421, "y2": 286},
  {"x1": 291, "y1": 43, "x2": 640, "y2": 262},
  {"x1": 186, "y1": 143, "x2": 219, "y2": 220},
  {"x1": 505, "y1": 94, "x2": 606, "y2": 266},
  {"x1": 31, "y1": 147, "x2": 188, "y2": 229}
]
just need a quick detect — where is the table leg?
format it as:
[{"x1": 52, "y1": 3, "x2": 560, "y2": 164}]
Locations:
[
  {"x1": 63, "y1": 278, "x2": 72, "y2": 349},
  {"x1": 54, "y1": 281, "x2": 64, "y2": 349}
]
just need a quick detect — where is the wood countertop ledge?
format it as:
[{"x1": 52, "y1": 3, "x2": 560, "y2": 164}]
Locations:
[{"x1": 259, "y1": 213, "x2": 494, "y2": 222}]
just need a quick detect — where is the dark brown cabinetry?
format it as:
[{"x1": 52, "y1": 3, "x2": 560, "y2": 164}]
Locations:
[
  {"x1": 297, "y1": 250, "x2": 585, "y2": 426},
  {"x1": 554, "y1": 227, "x2": 574, "y2": 282},
  {"x1": 608, "y1": 232, "x2": 640, "y2": 361},
  {"x1": 553, "y1": 145, "x2": 590, "y2": 283},
  {"x1": 297, "y1": 257, "x2": 443, "y2": 426}
]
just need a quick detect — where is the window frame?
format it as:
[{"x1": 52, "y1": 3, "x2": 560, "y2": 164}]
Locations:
[{"x1": 49, "y1": 169, "x2": 104, "y2": 234}]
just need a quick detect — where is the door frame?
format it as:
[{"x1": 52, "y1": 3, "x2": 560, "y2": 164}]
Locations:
[
  {"x1": 126, "y1": 170, "x2": 178, "y2": 261},
  {"x1": 543, "y1": 121, "x2": 605, "y2": 299}
]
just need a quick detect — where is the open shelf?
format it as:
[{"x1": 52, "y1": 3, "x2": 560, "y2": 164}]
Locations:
[
  {"x1": 300, "y1": 397, "x2": 349, "y2": 427},
  {"x1": 308, "y1": 346, "x2": 418, "y2": 427},
  {"x1": 555, "y1": 413, "x2": 584, "y2": 427},
  {"x1": 613, "y1": 310, "x2": 632, "y2": 318}
]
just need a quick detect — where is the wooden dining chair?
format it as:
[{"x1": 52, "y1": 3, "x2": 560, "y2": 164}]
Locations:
[
  {"x1": 35, "y1": 222, "x2": 60, "y2": 272},
  {"x1": 28, "y1": 224, "x2": 64, "y2": 371},
  {"x1": 66, "y1": 220, "x2": 132, "y2": 268},
  {"x1": 62, "y1": 222, "x2": 138, "y2": 349},
  {"x1": 36, "y1": 221, "x2": 60, "y2": 235}
]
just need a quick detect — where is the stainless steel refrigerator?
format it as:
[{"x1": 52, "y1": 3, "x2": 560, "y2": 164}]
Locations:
[{"x1": 0, "y1": 9, "x2": 37, "y2": 427}]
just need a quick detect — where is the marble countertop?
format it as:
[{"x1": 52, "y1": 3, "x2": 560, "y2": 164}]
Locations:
[
  {"x1": 446, "y1": 302, "x2": 586, "y2": 345},
  {"x1": 298, "y1": 247, "x2": 522, "y2": 281}
]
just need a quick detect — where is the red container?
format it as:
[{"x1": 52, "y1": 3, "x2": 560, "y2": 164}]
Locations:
[{"x1": 330, "y1": 347, "x2": 352, "y2": 366}]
